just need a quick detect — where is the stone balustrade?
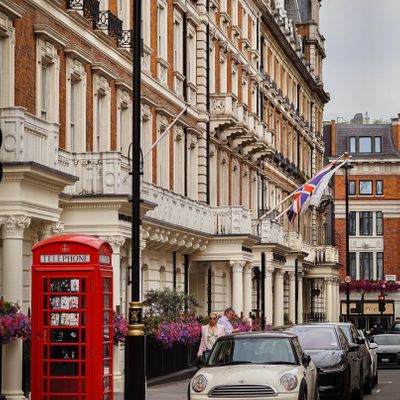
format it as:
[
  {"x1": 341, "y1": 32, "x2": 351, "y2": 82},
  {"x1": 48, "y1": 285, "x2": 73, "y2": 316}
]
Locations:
[{"x1": 0, "y1": 107, "x2": 58, "y2": 169}]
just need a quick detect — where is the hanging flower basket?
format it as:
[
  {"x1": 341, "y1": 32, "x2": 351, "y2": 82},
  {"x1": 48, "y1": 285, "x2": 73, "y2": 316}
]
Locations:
[
  {"x1": 0, "y1": 299, "x2": 31, "y2": 345},
  {"x1": 112, "y1": 312, "x2": 128, "y2": 346},
  {"x1": 339, "y1": 279, "x2": 400, "y2": 292}
]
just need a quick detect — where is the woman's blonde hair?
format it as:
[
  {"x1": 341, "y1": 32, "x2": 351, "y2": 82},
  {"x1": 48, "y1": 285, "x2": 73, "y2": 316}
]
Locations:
[{"x1": 208, "y1": 312, "x2": 218, "y2": 319}]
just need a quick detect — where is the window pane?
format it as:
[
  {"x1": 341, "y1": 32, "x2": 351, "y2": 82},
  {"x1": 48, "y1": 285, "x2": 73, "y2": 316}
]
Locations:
[
  {"x1": 376, "y1": 180, "x2": 383, "y2": 195},
  {"x1": 360, "y1": 253, "x2": 372, "y2": 280},
  {"x1": 359, "y1": 137, "x2": 372, "y2": 153},
  {"x1": 377, "y1": 252, "x2": 384, "y2": 280},
  {"x1": 376, "y1": 211, "x2": 383, "y2": 235},
  {"x1": 360, "y1": 211, "x2": 372, "y2": 235},
  {"x1": 349, "y1": 252, "x2": 357, "y2": 278},
  {"x1": 359, "y1": 180, "x2": 372, "y2": 195},
  {"x1": 349, "y1": 137, "x2": 356, "y2": 153},
  {"x1": 374, "y1": 136, "x2": 382, "y2": 153},
  {"x1": 349, "y1": 212, "x2": 356, "y2": 235},
  {"x1": 349, "y1": 181, "x2": 356, "y2": 195}
]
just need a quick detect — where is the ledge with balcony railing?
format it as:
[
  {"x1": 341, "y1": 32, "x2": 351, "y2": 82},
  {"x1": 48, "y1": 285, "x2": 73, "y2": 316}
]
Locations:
[
  {"x1": 0, "y1": 107, "x2": 59, "y2": 169},
  {"x1": 142, "y1": 182, "x2": 252, "y2": 236},
  {"x1": 57, "y1": 150, "x2": 130, "y2": 195},
  {"x1": 209, "y1": 93, "x2": 238, "y2": 133},
  {"x1": 67, "y1": 0, "x2": 132, "y2": 49}
]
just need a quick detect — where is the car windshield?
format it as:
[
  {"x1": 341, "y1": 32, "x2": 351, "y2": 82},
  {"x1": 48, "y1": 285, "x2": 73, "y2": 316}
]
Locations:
[
  {"x1": 338, "y1": 325, "x2": 352, "y2": 343},
  {"x1": 207, "y1": 337, "x2": 298, "y2": 367},
  {"x1": 289, "y1": 327, "x2": 340, "y2": 350},
  {"x1": 373, "y1": 335, "x2": 400, "y2": 346}
]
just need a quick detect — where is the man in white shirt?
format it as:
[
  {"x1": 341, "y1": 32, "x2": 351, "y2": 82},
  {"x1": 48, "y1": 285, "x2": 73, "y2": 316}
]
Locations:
[{"x1": 218, "y1": 307, "x2": 240, "y2": 334}]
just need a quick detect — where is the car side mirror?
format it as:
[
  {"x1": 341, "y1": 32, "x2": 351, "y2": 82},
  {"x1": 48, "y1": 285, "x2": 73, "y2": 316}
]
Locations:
[
  {"x1": 302, "y1": 354, "x2": 311, "y2": 367},
  {"x1": 369, "y1": 343, "x2": 378, "y2": 350},
  {"x1": 348, "y1": 343, "x2": 360, "y2": 352},
  {"x1": 356, "y1": 337, "x2": 365, "y2": 345}
]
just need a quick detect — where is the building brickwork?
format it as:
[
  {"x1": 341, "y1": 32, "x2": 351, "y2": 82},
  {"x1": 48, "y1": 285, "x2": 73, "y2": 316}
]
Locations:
[
  {"x1": 0, "y1": 0, "x2": 336, "y2": 396},
  {"x1": 325, "y1": 116, "x2": 400, "y2": 330}
]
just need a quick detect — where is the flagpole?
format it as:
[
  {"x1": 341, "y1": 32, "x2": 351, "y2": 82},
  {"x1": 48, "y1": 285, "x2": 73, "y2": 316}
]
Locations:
[
  {"x1": 273, "y1": 204, "x2": 292, "y2": 221},
  {"x1": 273, "y1": 154, "x2": 350, "y2": 222},
  {"x1": 263, "y1": 153, "x2": 348, "y2": 219}
]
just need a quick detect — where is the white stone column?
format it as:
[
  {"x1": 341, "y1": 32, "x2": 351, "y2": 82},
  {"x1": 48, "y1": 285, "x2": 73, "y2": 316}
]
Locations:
[
  {"x1": 333, "y1": 279, "x2": 339, "y2": 321},
  {"x1": 288, "y1": 272, "x2": 296, "y2": 323},
  {"x1": 103, "y1": 235, "x2": 126, "y2": 393},
  {"x1": 273, "y1": 269, "x2": 284, "y2": 326},
  {"x1": 230, "y1": 260, "x2": 245, "y2": 316},
  {"x1": 325, "y1": 278, "x2": 333, "y2": 322},
  {"x1": 265, "y1": 267, "x2": 274, "y2": 324},
  {"x1": 243, "y1": 263, "x2": 253, "y2": 318},
  {"x1": 298, "y1": 272, "x2": 304, "y2": 323},
  {"x1": 1, "y1": 216, "x2": 30, "y2": 400}
]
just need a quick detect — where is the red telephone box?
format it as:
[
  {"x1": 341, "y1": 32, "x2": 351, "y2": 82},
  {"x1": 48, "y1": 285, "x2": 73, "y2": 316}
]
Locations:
[{"x1": 31, "y1": 234, "x2": 114, "y2": 400}]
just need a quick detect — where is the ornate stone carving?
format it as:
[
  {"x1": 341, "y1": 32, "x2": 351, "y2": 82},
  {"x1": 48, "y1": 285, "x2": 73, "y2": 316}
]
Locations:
[
  {"x1": 229, "y1": 260, "x2": 246, "y2": 273},
  {"x1": 103, "y1": 235, "x2": 126, "y2": 253},
  {"x1": 40, "y1": 221, "x2": 64, "y2": 240},
  {"x1": 2, "y1": 216, "x2": 31, "y2": 238}
]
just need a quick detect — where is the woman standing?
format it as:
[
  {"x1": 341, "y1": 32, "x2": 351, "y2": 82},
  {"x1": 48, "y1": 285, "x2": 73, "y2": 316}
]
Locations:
[{"x1": 197, "y1": 312, "x2": 225, "y2": 360}]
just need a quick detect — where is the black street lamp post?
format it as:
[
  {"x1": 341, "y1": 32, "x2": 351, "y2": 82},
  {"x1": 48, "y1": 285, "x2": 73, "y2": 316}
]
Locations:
[
  {"x1": 125, "y1": 1, "x2": 145, "y2": 399},
  {"x1": 343, "y1": 160, "x2": 353, "y2": 322}
]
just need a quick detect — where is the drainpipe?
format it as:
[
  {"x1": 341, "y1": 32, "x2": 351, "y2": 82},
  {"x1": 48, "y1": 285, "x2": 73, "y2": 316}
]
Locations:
[
  {"x1": 173, "y1": 251, "x2": 177, "y2": 290},
  {"x1": 261, "y1": 252, "x2": 266, "y2": 331},
  {"x1": 206, "y1": 0, "x2": 210, "y2": 204},
  {"x1": 184, "y1": 254, "x2": 190, "y2": 312},
  {"x1": 184, "y1": 9, "x2": 188, "y2": 197}
]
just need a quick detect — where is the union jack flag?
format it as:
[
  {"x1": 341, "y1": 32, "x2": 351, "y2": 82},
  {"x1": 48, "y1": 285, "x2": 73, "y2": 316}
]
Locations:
[{"x1": 287, "y1": 161, "x2": 337, "y2": 223}]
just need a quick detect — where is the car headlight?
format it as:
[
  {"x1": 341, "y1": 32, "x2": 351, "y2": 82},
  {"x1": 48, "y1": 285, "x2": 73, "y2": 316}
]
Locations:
[
  {"x1": 280, "y1": 373, "x2": 298, "y2": 391},
  {"x1": 192, "y1": 375, "x2": 207, "y2": 393},
  {"x1": 320, "y1": 361, "x2": 346, "y2": 372}
]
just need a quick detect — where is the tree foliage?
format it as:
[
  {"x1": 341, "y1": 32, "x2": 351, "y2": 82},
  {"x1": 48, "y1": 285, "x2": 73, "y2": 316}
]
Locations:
[{"x1": 143, "y1": 288, "x2": 199, "y2": 318}]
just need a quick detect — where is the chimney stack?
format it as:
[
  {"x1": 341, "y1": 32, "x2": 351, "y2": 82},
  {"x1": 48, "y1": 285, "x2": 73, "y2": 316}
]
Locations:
[{"x1": 391, "y1": 113, "x2": 400, "y2": 151}]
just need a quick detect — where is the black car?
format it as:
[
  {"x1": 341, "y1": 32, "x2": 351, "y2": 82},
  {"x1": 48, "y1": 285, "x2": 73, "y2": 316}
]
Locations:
[
  {"x1": 372, "y1": 334, "x2": 400, "y2": 368},
  {"x1": 285, "y1": 324, "x2": 363, "y2": 400},
  {"x1": 389, "y1": 321, "x2": 400, "y2": 334},
  {"x1": 320, "y1": 322, "x2": 373, "y2": 395}
]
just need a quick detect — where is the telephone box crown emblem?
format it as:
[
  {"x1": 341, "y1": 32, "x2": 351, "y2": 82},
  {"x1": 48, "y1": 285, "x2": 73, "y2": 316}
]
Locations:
[{"x1": 60, "y1": 244, "x2": 70, "y2": 253}]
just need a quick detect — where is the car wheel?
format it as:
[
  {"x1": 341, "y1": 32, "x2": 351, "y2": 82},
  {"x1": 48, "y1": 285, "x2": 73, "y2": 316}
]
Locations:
[
  {"x1": 299, "y1": 379, "x2": 307, "y2": 400},
  {"x1": 363, "y1": 370, "x2": 373, "y2": 394}
]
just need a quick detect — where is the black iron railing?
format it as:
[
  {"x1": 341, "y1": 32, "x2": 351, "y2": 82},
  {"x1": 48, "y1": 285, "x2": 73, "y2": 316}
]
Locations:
[
  {"x1": 118, "y1": 29, "x2": 133, "y2": 48},
  {"x1": 97, "y1": 10, "x2": 123, "y2": 38}
]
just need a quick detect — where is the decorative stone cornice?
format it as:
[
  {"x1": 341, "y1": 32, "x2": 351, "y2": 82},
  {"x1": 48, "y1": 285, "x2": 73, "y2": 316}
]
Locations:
[
  {"x1": 0, "y1": 0, "x2": 25, "y2": 19},
  {"x1": 33, "y1": 24, "x2": 68, "y2": 47},
  {"x1": 230, "y1": 260, "x2": 246, "y2": 273},
  {"x1": 92, "y1": 62, "x2": 117, "y2": 80},
  {"x1": 64, "y1": 44, "x2": 93, "y2": 65},
  {"x1": 2, "y1": 216, "x2": 31, "y2": 238},
  {"x1": 102, "y1": 235, "x2": 126, "y2": 253},
  {"x1": 41, "y1": 221, "x2": 64, "y2": 240}
]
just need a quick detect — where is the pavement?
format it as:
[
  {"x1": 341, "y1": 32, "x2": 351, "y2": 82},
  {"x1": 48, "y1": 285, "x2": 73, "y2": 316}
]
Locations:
[
  {"x1": 114, "y1": 369, "x2": 400, "y2": 399},
  {"x1": 114, "y1": 378, "x2": 189, "y2": 399}
]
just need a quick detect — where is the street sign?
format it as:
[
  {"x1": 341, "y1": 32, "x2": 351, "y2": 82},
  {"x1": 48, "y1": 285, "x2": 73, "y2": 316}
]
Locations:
[{"x1": 344, "y1": 275, "x2": 352, "y2": 284}]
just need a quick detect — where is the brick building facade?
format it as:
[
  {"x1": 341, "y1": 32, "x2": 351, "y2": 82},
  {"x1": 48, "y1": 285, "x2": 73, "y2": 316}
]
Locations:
[
  {"x1": 1, "y1": 0, "x2": 335, "y2": 397},
  {"x1": 324, "y1": 115, "x2": 400, "y2": 330}
]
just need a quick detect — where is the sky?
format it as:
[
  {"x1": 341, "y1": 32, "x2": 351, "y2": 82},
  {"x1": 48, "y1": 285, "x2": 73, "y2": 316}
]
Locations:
[{"x1": 320, "y1": 0, "x2": 400, "y2": 122}]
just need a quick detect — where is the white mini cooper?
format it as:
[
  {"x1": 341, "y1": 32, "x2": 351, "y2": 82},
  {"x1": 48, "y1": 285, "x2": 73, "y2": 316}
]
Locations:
[{"x1": 189, "y1": 331, "x2": 319, "y2": 400}]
